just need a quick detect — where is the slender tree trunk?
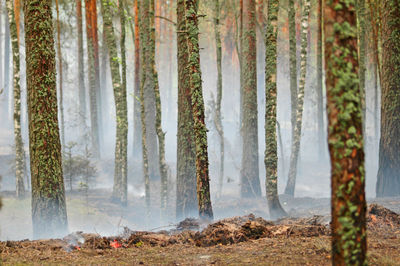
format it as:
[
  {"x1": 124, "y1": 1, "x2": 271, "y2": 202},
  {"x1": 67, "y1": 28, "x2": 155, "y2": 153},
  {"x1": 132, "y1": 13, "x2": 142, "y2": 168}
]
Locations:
[
  {"x1": 149, "y1": 0, "x2": 169, "y2": 215},
  {"x1": 176, "y1": 0, "x2": 197, "y2": 219},
  {"x1": 55, "y1": 0, "x2": 65, "y2": 149},
  {"x1": 288, "y1": 0, "x2": 297, "y2": 141},
  {"x1": 24, "y1": 0, "x2": 68, "y2": 239},
  {"x1": 13, "y1": 0, "x2": 19, "y2": 41},
  {"x1": 4, "y1": 9, "x2": 11, "y2": 119},
  {"x1": 101, "y1": 0, "x2": 128, "y2": 205},
  {"x1": 85, "y1": 0, "x2": 100, "y2": 158},
  {"x1": 185, "y1": 0, "x2": 213, "y2": 219},
  {"x1": 133, "y1": 0, "x2": 142, "y2": 160},
  {"x1": 213, "y1": 0, "x2": 224, "y2": 197},
  {"x1": 0, "y1": 5, "x2": 3, "y2": 93},
  {"x1": 376, "y1": 0, "x2": 400, "y2": 197},
  {"x1": 316, "y1": 0, "x2": 324, "y2": 158},
  {"x1": 284, "y1": 0, "x2": 310, "y2": 196},
  {"x1": 241, "y1": 0, "x2": 261, "y2": 198},
  {"x1": 324, "y1": 1, "x2": 367, "y2": 264},
  {"x1": 6, "y1": 0, "x2": 25, "y2": 199},
  {"x1": 77, "y1": 0, "x2": 86, "y2": 126},
  {"x1": 357, "y1": 0, "x2": 366, "y2": 135},
  {"x1": 265, "y1": 0, "x2": 287, "y2": 219}
]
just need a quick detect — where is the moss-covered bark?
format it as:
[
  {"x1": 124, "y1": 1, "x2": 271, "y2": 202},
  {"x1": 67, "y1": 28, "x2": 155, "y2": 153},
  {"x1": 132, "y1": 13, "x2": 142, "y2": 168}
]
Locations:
[
  {"x1": 24, "y1": 0, "x2": 68, "y2": 239},
  {"x1": 77, "y1": 0, "x2": 86, "y2": 126},
  {"x1": 213, "y1": 0, "x2": 224, "y2": 198},
  {"x1": 284, "y1": 0, "x2": 310, "y2": 196},
  {"x1": 324, "y1": 0, "x2": 367, "y2": 264},
  {"x1": 6, "y1": 0, "x2": 25, "y2": 199},
  {"x1": 264, "y1": 0, "x2": 287, "y2": 219},
  {"x1": 288, "y1": 0, "x2": 297, "y2": 141},
  {"x1": 85, "y1": 0, "x2": 100, "y2": 158},
  {"x1": 185, "y1": 0, "x2": 213, "y2": 219},
  {"x1": 101, "y1": 0, "x2": 128, "y2": 205},
  {"x1": 241, "y1": 0, "x2": 261, "y2": 198},
  {"x1": 176, "y1": 0, "x2": 197, "y2": 219},
  {"x1": 133, "y1": 0, "x2": 142, "y2": 160},
  {"x1": 376, "y1": 0, "x2": 400, "y2": 197},
  {"x1": 55, "y1": 0, "x2": 65, "y2": 149}
]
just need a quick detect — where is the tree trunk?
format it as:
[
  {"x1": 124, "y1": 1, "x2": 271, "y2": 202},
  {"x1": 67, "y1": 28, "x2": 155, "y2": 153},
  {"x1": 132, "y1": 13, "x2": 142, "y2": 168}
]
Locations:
[
  {"x1": 24, "y1": 0, "x2": 68, "y2": 239},
  {"x1": 288, "y1": 0, "x2": 297, "y2": 142},
  {"x1": 241, "y1": 0, "x2": 261, "y2": 198},
  {"x1": 6, "y1": 0, "x2": 25, "y2": 199},
  {"x1": 185, "y1": 0, "x2": 213, "y2": 219},
  {"x1": 85, "y1": 0, "x2": 100, "y2": 158},
  {"x1": 55, "y1": 0, "x2": 65, "y2": 149},
  {"x1": 176, "y1": 0, "x2": 197, "y2": 219},
  {"x1": 316, "y1": 0, "x2": 324, "y2": 158},
  {"x1": 101, "y1": 0, "x2": 128, "y2": 205},
  {"x1": 324, "y1": 1, "x2": 367, "y2": 264},
  {"x1": 4, "y1": 9, "x2": 11, "y2": 119},
  {"x1": 357, "y1": 0, "x2": 366, "y2": 135},
  {"x1": 284, "y1": 0, "x2": 310, "y2": 196},
  {"x1": 77, "y1": 0, "x2": 86, "y2": 127},
  {"x1": 213, "y1": 0, "x2": 224, "y2": 197},
  {"x1": 0, "y1": 6, "x2": 3, "y2": 94},
  {"x1": 133, "y1": 0, "x2": 142, "y2": 160},
  {"x1": 376, "y1": 0, "x2": 400, "y2": 197},
  {"x1": 265, "y1": 0, "x2": 287, "y2": 219}
]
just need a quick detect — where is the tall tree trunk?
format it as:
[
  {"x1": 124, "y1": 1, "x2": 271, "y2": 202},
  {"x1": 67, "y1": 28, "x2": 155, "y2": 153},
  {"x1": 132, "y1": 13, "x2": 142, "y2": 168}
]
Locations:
[
  {"x1": 185, "y1": 0, "x2": 213, "y2": 219},
  {"x1": 133, "y1": 0, "x2": 142, "y2": 160},
  {"x1": 77, "y1": 0, "x2": 86, "y2": 126},
  {"x1": 24, "y1": 0, "x2": 68, "y2": 239},
  {"x1": 357, "y1": 0, "x2": 366, "y2": 135},
  {"x1": 101, "y1": 0, "x2": 128, "y2": 205},
  {"x1": 288, "y1": 0, "x2": 297, "y2": 141},
  {"x1": 13, "y1": 0, "x2": 19, "y2": 41},
  {"x1": 213, "y1": 0, "x2": 224, "y2": 197},
  {"x1": 316, "y1": 0, "x2": 324, "y2": 158},
  {"x1": 140, "y1": 0, "x2": 160, "y2": 183},
  {"x1": 4, "y1": 9, "x2": 11, "y2": 119},
  {"x1": 176, "y1": 0, "x2": 197, "y2": 219},
  {"x1": 6, "y1": 0, "x2": 25, "y2": 199},
  {"x1": 0, "y1": 5, "x2": 3, "y2": 95},
  {"x1": 284, "y1": 0, "x2": 310, "y2": 196},
  {"x1": 55, "y1": 0, "x2": 65, "y2": 149},
  {"x1": 376, "y1": 0, "x2": 400, "y2": 197},
  {"x1": 85, "y1": 0, "x2": 100, "y2": 158},
  {"x1": 149, "y1": 0, "x2": 169, "y2": 215},
  {"x1": 324, "y1": 1, "x2": 367, "y2": 264},
  {"x1": 241, "y1": 0, "x2": 261, "y2": 198},
  {"x1": 265, "y1": 0, "x2": 287, "y2": 219}
]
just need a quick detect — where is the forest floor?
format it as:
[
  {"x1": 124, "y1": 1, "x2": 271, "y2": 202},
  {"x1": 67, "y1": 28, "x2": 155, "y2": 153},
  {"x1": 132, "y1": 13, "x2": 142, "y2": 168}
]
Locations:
[{"x1": 0, "y1": 190, "x2": 400, "y2": 265}]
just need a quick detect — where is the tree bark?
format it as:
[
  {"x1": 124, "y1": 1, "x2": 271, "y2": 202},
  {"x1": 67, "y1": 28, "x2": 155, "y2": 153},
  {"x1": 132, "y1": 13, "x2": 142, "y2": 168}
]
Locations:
[
  {"x1": 284, "y1": 0, "x2": 310, "y2": 196},
  {"x1": 6, "y1": 0, "x2": 25, "y2": 199},
  {"x1": 176, "y1": 0, "x2": 197, "y2": 219},
  {"x1": 77, "y1": 0, "x2": 86, "y2": 127},
  {"x1": 241, "y1": 0, "x2": 261, "y2": 198},
  {"x1": 85, "y1": 0, "x2": 101, "y2": 158},
  {"x1": 376, "y1": 0, "x2": 400, "y2": 197},
  {"x1": 324, "y1": 1, "x2": 367, "y2": 264},
  {"x1": 213, "y1": 0, "x2": 224, "y2": 197},
  {"x1": 24, "y1": 0, "x2": 68, "y2": 239},
  {"x1": 133, "y1": 0, "x2": 142, "y2": 160},
  {"x1": 265, "y1": 0, "x2": 287, "y2": 219},
  {"x1": 316, "y1": 0, "x2": 324, "y2": 158},
  {"x1": 101, "y1": 0, "x2": 128, "y2": 205},
  {"x1": 357, "y1": 0, "x2": 366, "y2": 135},
  {"x1": 288, "y1": 0, "x2": 297, "y2": 142}
]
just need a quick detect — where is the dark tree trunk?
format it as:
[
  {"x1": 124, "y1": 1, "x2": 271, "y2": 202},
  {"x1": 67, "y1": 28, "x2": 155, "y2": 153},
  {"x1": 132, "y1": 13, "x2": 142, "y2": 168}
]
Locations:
[
  {"x1": 133, "y1": 0, "x2": 142, "y2": 160},
  {"x1": 24, "y1": 0, "x2": 68, "y2": 239},
  {"x1": 241, "y1": 0, "x2": 261, "y2": 198},
  {"x1": 324, "y1": 0, "x2": 367, "y2": 264},
  {"x1": 376, "y1": 0, "x2": 400, "y2": 197}
]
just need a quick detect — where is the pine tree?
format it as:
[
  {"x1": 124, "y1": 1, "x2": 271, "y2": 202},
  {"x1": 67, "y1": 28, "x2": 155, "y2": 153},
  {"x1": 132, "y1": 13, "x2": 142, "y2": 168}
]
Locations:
[
  {"x1": 24, "y1": 0, "x2": 68, "y2": 239},
  {"x1": 264, "y1": 0, "x2": 287, "y2": 219},
  {"x1": 6, "y1": 0, "x2": 25, "y2": 199},
  {"x1": 133, "y1": 0, "x2": 142, "y2": 160},
  {"x1": 77, "y1": 0, "x2": 86, "y2": 126},
  {"x1": 176, "y1": 0, "x2": 197, "y2": 219},
  {"x1": 284, "y1": 0, "x2": 311, "y2": 196},
  {"x1": 241, "y1": 0, "x2": 261, "y2": 198},
  {"x1": 376, "y1": 0, "x2": 400, "y2": 197},
  {"x1": 101, "y1": 0, "x2": 128, "y2": 205},
  {"x1": 324, "y1": 0, "x2": 367, "y2": 264},
  {"x1": 85, "y1": 0, "x2": 101, "y2": 158},
  {"x1": 316, "y1": 0, "x2": 325, "y2": 158},
  {"x1": 288, "y1": 0, "x2": 297, "y2": 141}
]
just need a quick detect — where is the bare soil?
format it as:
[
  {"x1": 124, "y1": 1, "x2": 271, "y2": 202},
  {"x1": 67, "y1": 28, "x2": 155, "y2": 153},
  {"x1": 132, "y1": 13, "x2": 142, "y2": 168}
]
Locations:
[{"x1": 1, "y1": 204, "x2": 399, "y2": 265}]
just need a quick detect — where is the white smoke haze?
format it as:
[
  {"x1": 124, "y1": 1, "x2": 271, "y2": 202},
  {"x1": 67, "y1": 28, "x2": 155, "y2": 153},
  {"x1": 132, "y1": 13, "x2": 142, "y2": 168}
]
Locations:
[{"x1": 0, "y1": 2, "x2": 381, "y2": 241}]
